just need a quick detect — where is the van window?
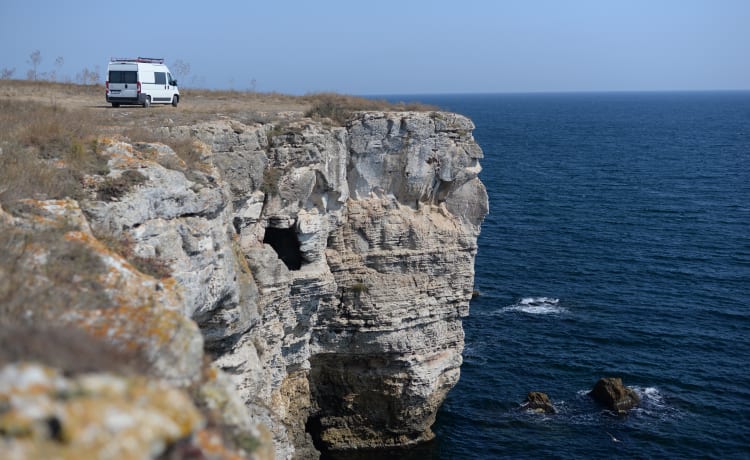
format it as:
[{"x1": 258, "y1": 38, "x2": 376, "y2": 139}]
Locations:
[
  {"x1": 109, "y1": 70, "x2": 137, "y2": 84},
  {"x1": 155, "y1": 72, "x2": 166, "y2": 85}
]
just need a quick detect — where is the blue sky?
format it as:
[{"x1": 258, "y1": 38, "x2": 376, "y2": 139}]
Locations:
[{"x1": 1, "y1": 0, "x2": 748, "y2": 94}]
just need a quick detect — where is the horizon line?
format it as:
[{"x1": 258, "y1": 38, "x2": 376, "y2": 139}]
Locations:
[{"x1": 361, "y1": 88, "x2": 750, "y2": 97}]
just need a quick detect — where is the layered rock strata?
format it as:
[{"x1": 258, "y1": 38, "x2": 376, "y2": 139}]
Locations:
[
  {"x1": 184, "y1": 111, "x2": 487, "y2": 455},
  {"x1": 1, "y1": 110, "x2": 487, "y2": 458}
]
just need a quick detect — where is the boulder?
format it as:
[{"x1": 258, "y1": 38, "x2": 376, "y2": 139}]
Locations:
[
  {"x1": 522, "y1": 391, "x2": 556, "y2": 414},
  {"x1": 588, "y1": 377, "x2": 640, "y2": 414}
]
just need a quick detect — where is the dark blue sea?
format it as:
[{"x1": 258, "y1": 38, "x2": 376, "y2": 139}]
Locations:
[{"x1": 383, "y1": 92, "x2": 750, "y2": 459}]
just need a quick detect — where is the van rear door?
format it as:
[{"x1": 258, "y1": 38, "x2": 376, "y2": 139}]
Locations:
[{"x1": 108, "y1": 64, "x2": 138, "y2": 100}]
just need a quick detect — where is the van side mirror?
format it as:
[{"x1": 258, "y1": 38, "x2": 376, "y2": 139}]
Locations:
[{"x1": 171, "y1": 79, "x2": 178, "y2": 86}]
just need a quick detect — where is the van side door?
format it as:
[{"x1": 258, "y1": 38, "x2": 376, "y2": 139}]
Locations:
[
  {"x1": 139, "y1": 70, "x2": 156, "y2": 103},
  {"x1": 153, "y1": 71, "x2": 170, "y2": 103}
]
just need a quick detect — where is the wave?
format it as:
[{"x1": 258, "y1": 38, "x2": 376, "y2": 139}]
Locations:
[
  {"x1": 630, "y1": 386, "x2": 683, "y2": 420},
  {"x1": 502, "y1": 297, "x2": 567, "y2": 315},
  {"x1": 635, "y1": 386, "x2": 666, "y2": 407}
]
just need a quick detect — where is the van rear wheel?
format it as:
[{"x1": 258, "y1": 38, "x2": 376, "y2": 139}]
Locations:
[
  {"x1": 171, "y1": 95, "x2": 179, "y2": 107},
  {"x1": 111, "y1": 103, "x2": 120, "y2": 108},
  {"x1": 143, "y1": 96, "x2": 151, "y2": 108}
]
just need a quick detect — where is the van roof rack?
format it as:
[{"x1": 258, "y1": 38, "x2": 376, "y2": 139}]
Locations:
[{"x1": 110, "y1": 57, "x2": 165, "y2": 64}]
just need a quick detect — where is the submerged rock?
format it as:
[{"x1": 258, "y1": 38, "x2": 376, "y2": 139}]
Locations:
[
  {"x1": 522, "y1": 391, "x2": 556, "y2": 414},
  {"x1": 588, "y1": 377, "x2": 640, "y2": 414}
]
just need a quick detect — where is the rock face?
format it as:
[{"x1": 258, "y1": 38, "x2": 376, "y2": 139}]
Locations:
[
  {"x1": 172, "y1": 111, "x2": 487, "y2": 456},
  {"x1": 589, "y1": 377, "x2": 640, "y2": 414},
  {"x1": 0, "y1": 198, "x2": 204, "y2": 385},
  {"x1": 0, "y1": 109, "x2": 487, "y2": 458},
  {"x1": 308, "y1": 112, "x2": 486, "y2": 451},
  {"x1": 0, "y1": 199, "x2": 272, "y2": 459}
]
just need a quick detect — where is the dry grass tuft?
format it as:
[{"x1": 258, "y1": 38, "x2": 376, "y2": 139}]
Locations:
[
  {"x1": 0, "y1": 146, "x2": 83, "y2": 203},
  {"x1": 0, "y1": 98, "x2": 108, "y2": 205}
]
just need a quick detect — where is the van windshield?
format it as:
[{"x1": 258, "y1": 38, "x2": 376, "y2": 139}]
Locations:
[{"x1": 109, "y1": 70, "x2": 137, "y2": 84}]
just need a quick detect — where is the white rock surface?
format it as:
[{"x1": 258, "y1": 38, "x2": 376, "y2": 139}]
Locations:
[{"x1": 29, "y1": 111, "x2": 489, "y2": 458}]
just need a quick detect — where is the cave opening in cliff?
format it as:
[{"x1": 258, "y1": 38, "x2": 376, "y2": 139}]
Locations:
[{"x1": 263, "y1": 226, "x2": 303, "y2": 270}]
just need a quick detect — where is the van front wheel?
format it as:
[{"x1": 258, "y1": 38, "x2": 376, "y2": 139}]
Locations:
[
  {"x1": 171, "y1": 95, "x2": 179, "y2": 107},
  {"x1": 143, "y1": 96, "x2": 151, "y2": 108}
]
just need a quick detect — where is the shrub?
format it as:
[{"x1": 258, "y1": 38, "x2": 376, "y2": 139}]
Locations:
[
  {"x1": 97, "y1": 170, "x2": 147, "y2": 201},
  {"x1": 350, "y1": 282, "x2": 369, "y2": 295},
  {"x1": 304, "y1": 94, "x2": 354, "y2": 125},
  {"x1": 266, "y1": 122, "x2": 303, "y2": 140},
  {"x1": 260, "y1": 167, "x2": 282, "y2": 196},
  {"x1": 303, "y1": 92, "x2": 439, "y2": 126}
]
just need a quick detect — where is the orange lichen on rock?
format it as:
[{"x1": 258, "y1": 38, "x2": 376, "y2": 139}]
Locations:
[
  {"x1": 3, "y1": 198, "x2": 203, "y2": 384},
  {"x1": 0, "y1": 363, "x2": 204, "y2": 460},
  {"x1": 194, "y1": 429, "x2": 247, "y2": 460},
  {"x1": 62, "y1": 227, "x2": 183, "y2": 311}
]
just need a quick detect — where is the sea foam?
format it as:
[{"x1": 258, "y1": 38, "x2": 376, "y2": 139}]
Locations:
[{"x1": 502, "y1": 297, "x2": 567, "y2": 315}]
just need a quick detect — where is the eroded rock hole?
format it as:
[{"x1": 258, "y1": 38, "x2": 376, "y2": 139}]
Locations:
[{"x1": 263, "y1": 226, "x2": 303, "y2": 270}]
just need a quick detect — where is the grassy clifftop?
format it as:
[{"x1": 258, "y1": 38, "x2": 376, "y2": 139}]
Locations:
[
  {"x1": 1, "y1": 79, "x2": 434, "y2": 125},
  {"x1": 0, "y1": 80, "x2": 435, "y2": 207}
]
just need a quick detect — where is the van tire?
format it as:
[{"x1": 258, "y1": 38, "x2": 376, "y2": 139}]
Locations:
[
  {"x1": 143, "y1": 96, "x2": 151, "y2": 108},
  {"x1": 171, "y1": 95, "x2": 179, "y2": 107},
  {"x1": 111, "y1": 103, "x2": 120, "y2": 108}
]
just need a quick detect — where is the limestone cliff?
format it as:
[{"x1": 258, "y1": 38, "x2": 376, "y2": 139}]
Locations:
[{"x1": 0, "y1": 110, "x2": 487, "y2": 459}]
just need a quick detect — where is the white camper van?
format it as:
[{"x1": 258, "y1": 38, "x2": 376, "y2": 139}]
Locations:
[{"x1": 105, "y1": 57, "x2": 179, "y2": 108}]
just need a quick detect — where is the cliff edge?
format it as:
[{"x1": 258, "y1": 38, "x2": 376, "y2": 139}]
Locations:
[{"x1": 0, "y1": 104, "x2": 487, "y2": 459}]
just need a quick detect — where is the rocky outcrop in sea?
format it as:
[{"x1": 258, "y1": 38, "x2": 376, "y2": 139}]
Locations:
[
  {"x1": 589, "y1": 377, "x2": 641, "y2": 414},
  {"x1": 0, "y1": 110, "x2": 487, "y2": 458}
]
